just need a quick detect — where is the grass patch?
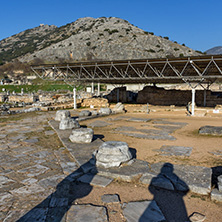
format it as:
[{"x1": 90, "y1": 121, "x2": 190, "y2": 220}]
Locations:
[
  {"x1": 0, "y1": 111, "x2": 40, "y2": 123},
  {"x1": 25, "y1": 130, "x2": 63, "y2": 150},
  {"x1": 0, "y1": 83, "x2": 74, "y2": 93}
]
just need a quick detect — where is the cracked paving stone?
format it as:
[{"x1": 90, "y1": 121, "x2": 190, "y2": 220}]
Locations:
[
  {"x1": 44, "y1": 130, "x2": 55, "y2": 136},
  {"x1": 0, "y1": 176, "x2": 16, "y2": 188},
  {"x1": 16, "y1": 207, "x2": 48, "y2": 222},
  {"x1": 123, "y1": 200, "x2": 165, "y2": 222},
  {"x1": 156, "y1": 145, "x2": 193, "y2": 157},
  {"x1": 77, "y1": 173, "x2": 113, "y2": 187},
  {"x1": 10, "y1": 183, "x2": 45, "y2": 196},
  {"x1": 24, "y1": 138, "x2": 39, "y2": 143},
  {"x1": 101, "y1": 194, "x2": 120, "y2": 203},
  {"x1": 66, "y1": 204, "x2": 108, "y2": 222},
  {"x1": 18, "y1": 164, "x2": 50, "y2": 177},
  {"x1": 38, "y1": 174, "x2": 66, "y2": 189},
  {"x1": 49, "y1": 197, "x2": 69, "y2": 207},
  {"x1": 88, "y1": 120, "x2": 111, "y2": 128}
]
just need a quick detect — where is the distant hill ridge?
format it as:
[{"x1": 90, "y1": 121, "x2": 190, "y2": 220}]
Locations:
[
  {"x1": 205, "y1": 46, "x2": 222, "y2": 55},
  {"x1": 0, "y1": 17, "x2": 202, "y2": 64}
]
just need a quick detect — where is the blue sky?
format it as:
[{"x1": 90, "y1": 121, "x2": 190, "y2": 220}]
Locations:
[{"x1": 0, "y1": 0, "x2": 221, "y2": 52}]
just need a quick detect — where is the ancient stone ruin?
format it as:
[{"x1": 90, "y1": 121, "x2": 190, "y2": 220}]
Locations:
[
  {"x1": 95, "y1": 141, "x2": 132, "y2": 168},
  {"x1": 69, "y1": 128, "x2": 94, "y2": 143},
  {"x1": 55, "y1": 110, "x2": 71, "y2": 121},
  {"x1": 59, "y1": 118, "x2": 80, "y2": 130}
]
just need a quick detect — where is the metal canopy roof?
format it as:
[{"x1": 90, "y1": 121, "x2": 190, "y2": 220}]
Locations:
[{"x1": 31, "y1": 55, "x2": 222, "y2": 84}]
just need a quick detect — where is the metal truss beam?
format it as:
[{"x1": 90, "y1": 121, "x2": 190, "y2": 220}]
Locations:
[{"x1": 31, "y1": 55, "x2": 222, "y2": 84}]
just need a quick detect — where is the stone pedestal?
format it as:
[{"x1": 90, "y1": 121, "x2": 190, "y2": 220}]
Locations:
[
  {"x1": 95, "y1": 141, "x2": 132, "y2": 168},
  {"x1": 55, "y1": 110, "x2": 71, "y2": 121},
  {"x1": 59, "y1": 118, "x2": 80, "y2": 130},
  {"x1": 69, "y1": 128, "x2": 94, "y2": 143}
]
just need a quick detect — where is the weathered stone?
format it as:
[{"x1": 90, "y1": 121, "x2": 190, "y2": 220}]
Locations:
[
  {"x1": 98, "y1": 159, "x2": 149, "y2": 182},
  {"x1": 55, "y1": 110, "x2": 71, "y2": 121},
  {"x1": 16, "y1": 208, "x2": 48, "y2": 222},
  {"x1": 149, "y1": 163, "x2": 211, "y2": 195},
  {"x1": 59, "y1": 118, "x2": 80, "y2": 130},
  {"x1": 10, "y1": 183, "x2": 45, "y2": 196},
  {"x1": 112, "y1": 102, "x2": 125, "y2": 113},
  {"x1": 115, "y1": 126, "x2": 176, "y2": 141},
  {"x1": 77, "y1": 173, "x2": 113, "y2": 187},
  {"x1": 49, "y1": 197, "x2": 69, "y2": 207},
  {"x1": 101, "y1": 194, "x2": 120, "y2": 203},
  {"x1": 46, "y1": 207, "x2": 67, "y2": 222},
  {"x1": 127, "y1": 117, "x2": 151, "y2": 122},
  {"x1": 123, "y1": 201, "x2": 165, "y2": 222},
  {"x1": 18, "y1": 164, "x2": 50, "y2": 177},
  {"x1": 211, "y1": 188, "x2": 222, "y2": 202},
  {"x1": 44, "y1": 130, "x2": 55, "y2": 136},
  {"x1": 79, "y1": 110, "x2": 91, "y2": 117},
  {"x1": 95, "y1": 141, "x2": 132, "y2": 168},
  {"x1": 24, "y1": 138, "x2": 39, "y2": 143},
  {"x1": 156, "y1": 145, "x2": 193, "y2": 157},
  {"x1": 199, "y1": 125, "x2": 222, "y2": 136},
  {"x1": 69, "y1": 128, "x2": 94, "y2": 143},
  {"x1": 88, "y1": 120, "x2": 111, "y2": 128},
  {"x1": 218, "y1": 175, "x2": 222, "y2": 191},
  {"x1": 66, "y1": 204, "x2": 108, "y2": 222},
  {"x1": 91, "y1": 110, "x2": 98, "y2": 116},
  {"x1": 99, "y1": 107, "x2": 112, "y2": 115},
  {"x1": 189, "y1": 212, "x2": 206, "y2": 222},
  {"x1": 60, "y1": 162, "x2": 78, "y2": 175}
]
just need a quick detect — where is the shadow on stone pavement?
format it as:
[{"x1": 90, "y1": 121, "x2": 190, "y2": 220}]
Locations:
[
  {"x1": 140, "y1": 163, "x2": 189, "y2": 222},
  {"x1": 17, "y1": 161, "x2": 97, "y2": 222}
]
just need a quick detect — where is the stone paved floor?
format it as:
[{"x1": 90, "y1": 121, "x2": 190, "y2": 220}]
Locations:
[{"x1": 0, "y1": 111, "x2": 221, "y2": 221}]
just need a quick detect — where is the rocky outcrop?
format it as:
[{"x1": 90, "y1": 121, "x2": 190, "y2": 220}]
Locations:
[{"x1": 0, "y1": 17, "x2": 201, "y2": 64}]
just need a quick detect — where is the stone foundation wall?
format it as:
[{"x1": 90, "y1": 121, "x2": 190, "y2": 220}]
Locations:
[
  {"x1": 137, "y1": 86, "x2": 222, "y2": 107},
  {"x1": 8, "y1": 95, "x2": 38, "y2": 103},
  {"x1": 106, "y1": 87, "x2": 137, "y2": 103},
  {"x1": 81, "y1": 98, "x2": 109, "y2": 107}
]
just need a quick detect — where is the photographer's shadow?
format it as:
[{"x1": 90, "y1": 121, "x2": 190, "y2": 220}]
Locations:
[
  {"x1": 140, "y1": 163, "x2": 189, "y2": 222},
  {"x1": 17, "y1": 161, "x2": 97, "y2": 222}
]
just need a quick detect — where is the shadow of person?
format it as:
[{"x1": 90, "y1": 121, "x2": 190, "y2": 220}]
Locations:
[
  {"x1": 17, "y1": 161, "x2": 97, "y2": 222},
  {"x1": 139, "y1": 163, "x2": 189, "y2": 222}
]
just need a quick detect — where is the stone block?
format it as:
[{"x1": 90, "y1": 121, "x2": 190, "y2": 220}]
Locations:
[
  {"x1": 66, "y1": 204, "x2": 108, "y2": 222},
  {"x1": 199, "y1": 125, "x2": 222, "y2": 136},
  {"x1": 211, "y1": 188, "x2": 222, "y2": 202},
  {"x1": 112, "y1": 102, "x2": 125, "y2": 113},
  {"x1": 101, "y1": 194, "x2": 120, "y2": 203},
  {"x1": 88, "y1": 120, "x2": 111, "y2": 128},
  {"x1": 69, "y1": 128, "x2": 94, "y2": 143},
  {"x1": 95, "y1": 141, "x2": 132, "y2": 168},
  {"x1": 77, "y1": 173, "x2": 113, "y2": 187},
  {"x1": 55, "y1": 110, "x2": 71, "y2": 121},
  {"x1": 123, "y1": 201, "x2": 165, "y2": 222},
  {"x1": 79, "y1": 110, "x2": 91, "y2": 117},
  {"x1": 59, "y1": 118, "x2": 80, "y2": 130},
  {"x1": 99, "y1": 108, "x2": 112, "y2": 115}
]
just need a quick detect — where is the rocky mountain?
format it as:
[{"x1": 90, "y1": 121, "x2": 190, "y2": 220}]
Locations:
[
  {"x1": 205, "y1": 46, "x2": 222, "y2": 55},
  {"x1": 0, "y1": 17, "x2": 202, "y2": 64}
]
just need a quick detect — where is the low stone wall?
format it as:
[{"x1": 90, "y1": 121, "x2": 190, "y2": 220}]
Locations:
[
  {"x1": 81, "y1": 98, "x2": 109, "y2": 108},
  {"x1": 8, "y1": 94, "x2": 38, "y2": 103},
  {"x1": 106, "y1": 87, "x2": 137, "y2": 103}
]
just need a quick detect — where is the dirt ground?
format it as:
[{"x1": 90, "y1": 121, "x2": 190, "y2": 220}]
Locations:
[{"x1": 78, "y1": 105, "x2": 222, "y2": 221}]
